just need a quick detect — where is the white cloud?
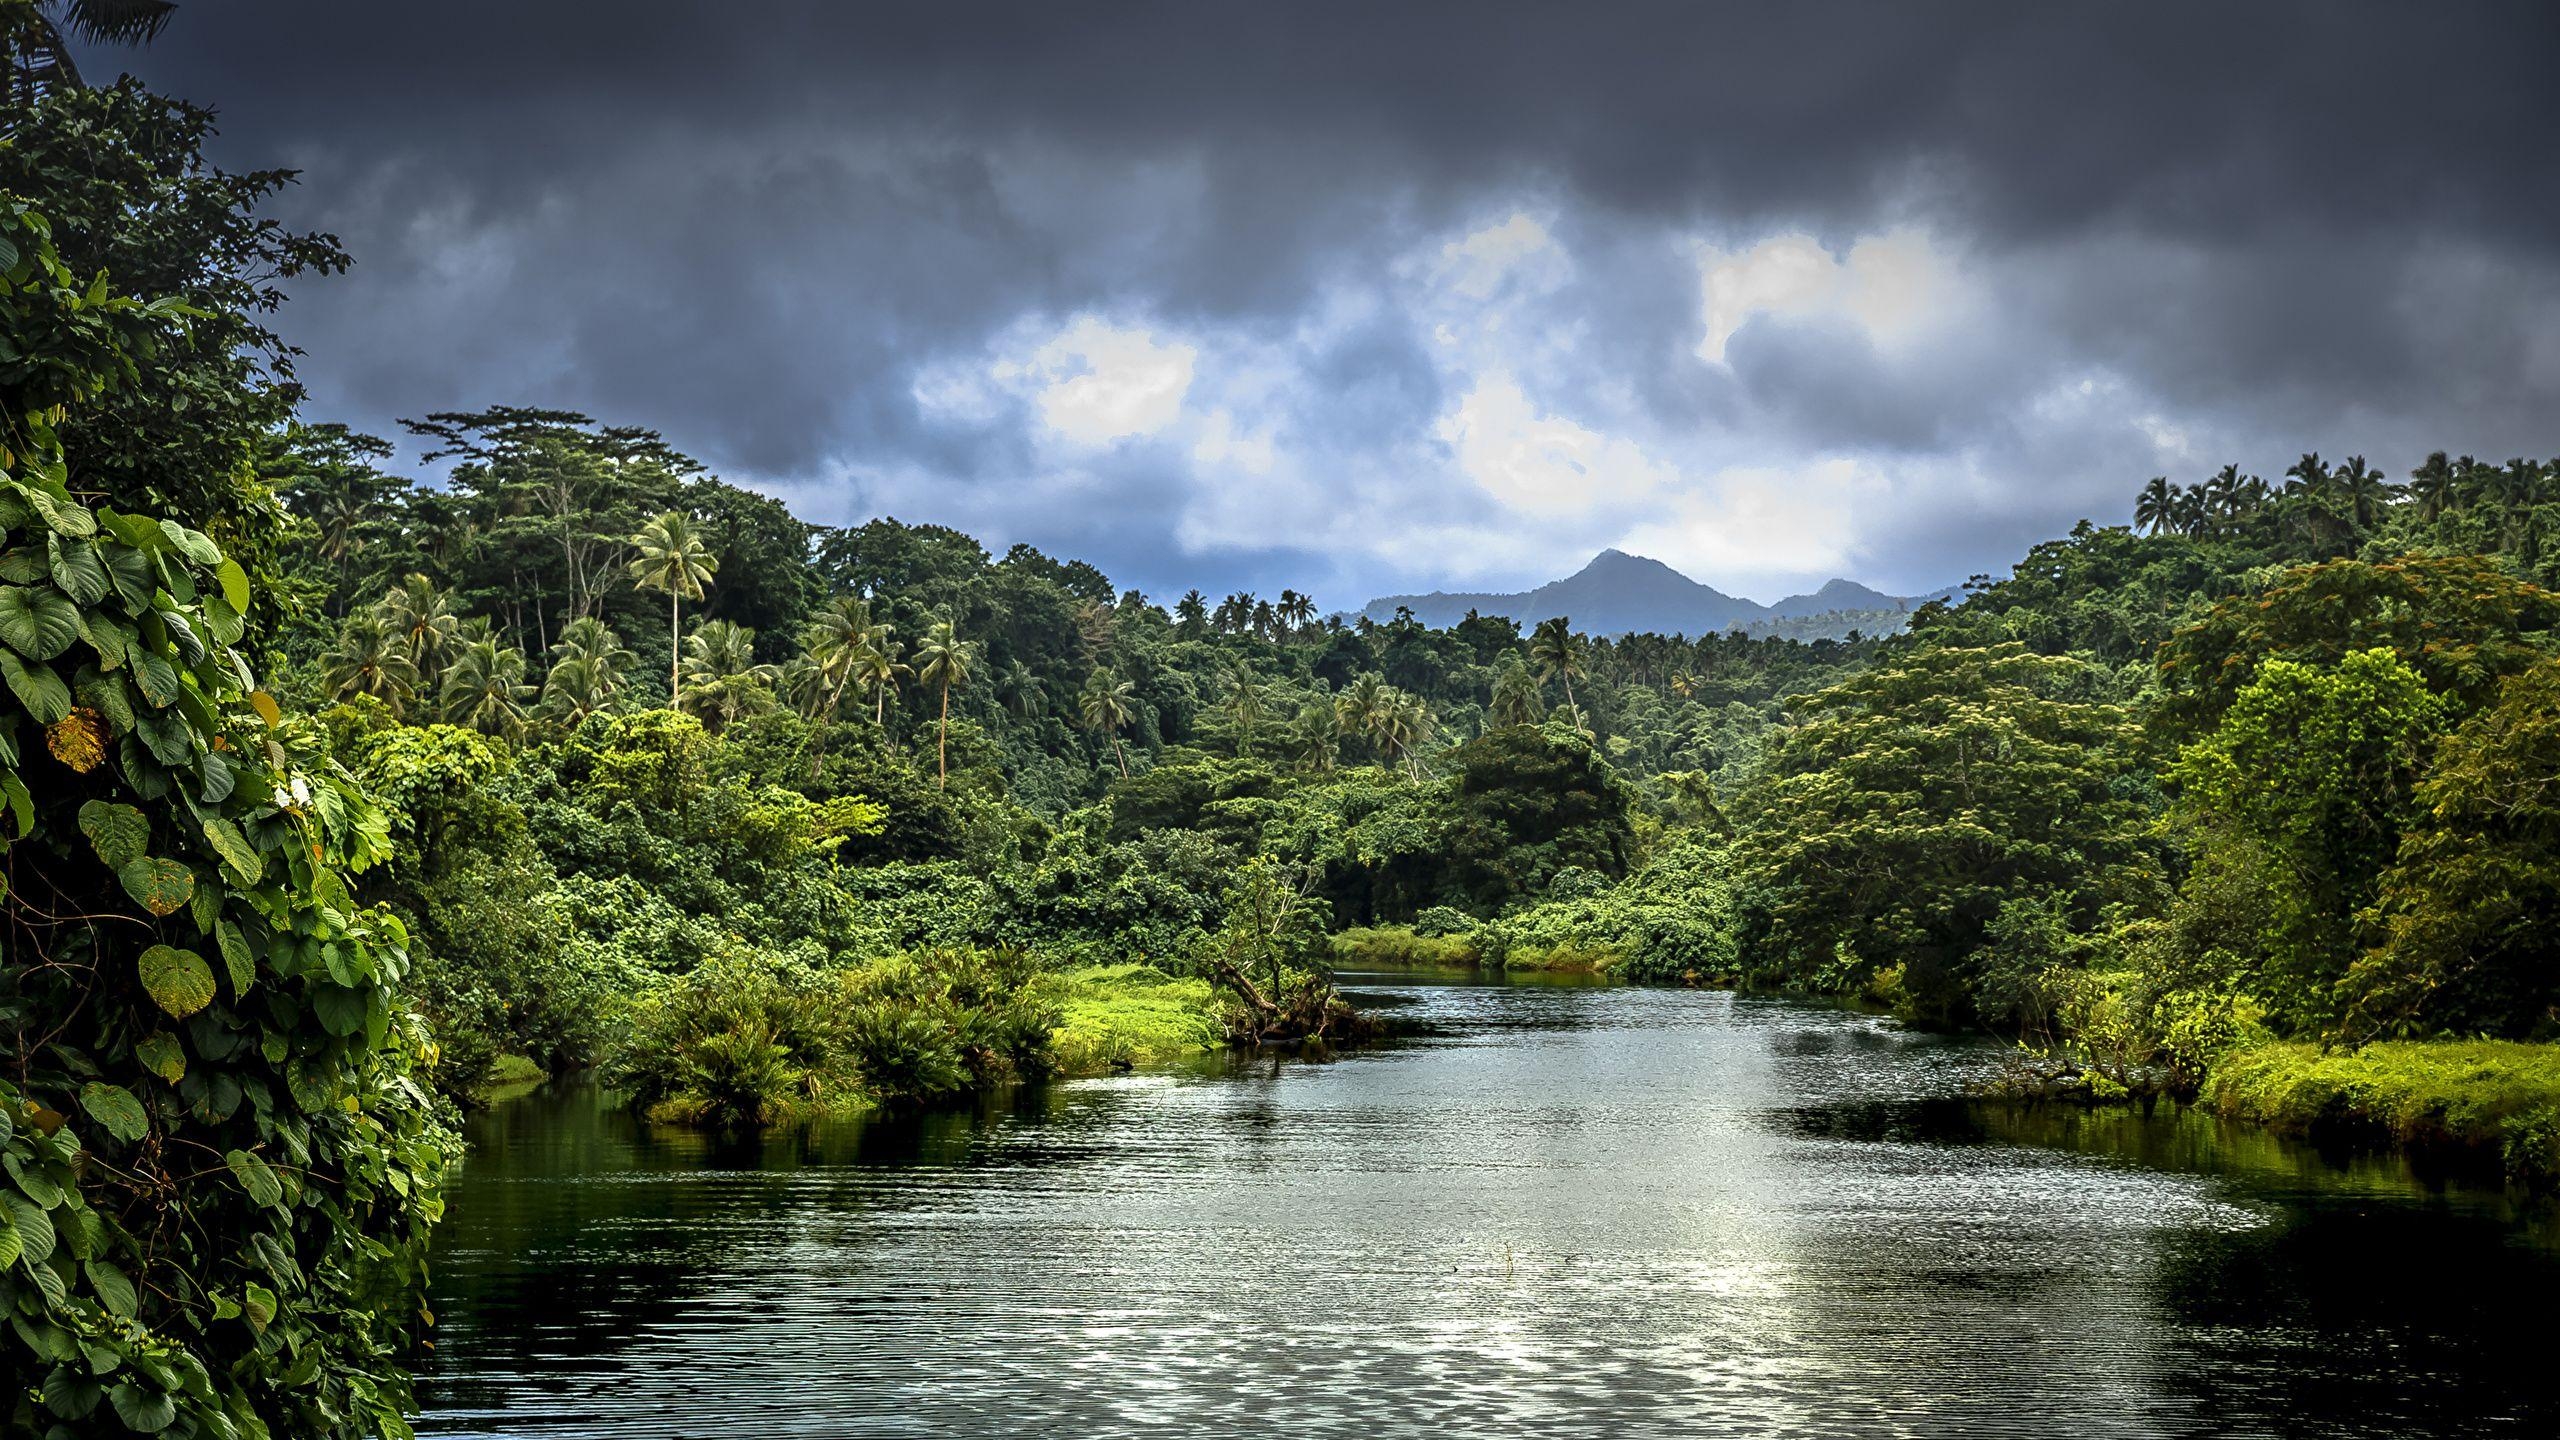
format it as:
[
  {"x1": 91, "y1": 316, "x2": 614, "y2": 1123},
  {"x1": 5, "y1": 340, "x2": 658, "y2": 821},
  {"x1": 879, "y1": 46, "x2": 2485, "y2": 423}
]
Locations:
[
  {"x1": 1000, "y1": 315, "x2": 1197, "y2": 445},
  {"x1": 1430, "y1": 211, "x2": 1571, "y2": 301},
  {"x1": 1436, "y1": 372, "x2": 1680, "y2": 519},
  {"x1": 1614, "y1": 459, "x2": 1892, "y2": 581},
  {"x1": 1695, "y1": 228, "x2": 1962, "y2": 363}
]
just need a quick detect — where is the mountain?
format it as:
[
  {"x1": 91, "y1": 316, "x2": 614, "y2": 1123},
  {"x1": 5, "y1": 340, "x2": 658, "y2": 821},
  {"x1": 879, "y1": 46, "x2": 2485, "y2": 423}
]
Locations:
[{"x1": 1360, "y1": 550, "x2": 1958, "y2": 639}]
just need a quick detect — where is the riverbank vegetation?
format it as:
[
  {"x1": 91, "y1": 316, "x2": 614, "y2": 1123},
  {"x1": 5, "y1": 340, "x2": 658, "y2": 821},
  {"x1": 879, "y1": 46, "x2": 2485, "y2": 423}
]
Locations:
[{"x1": 11, "y1": 7, "x2": 2560, "y2": 1429}]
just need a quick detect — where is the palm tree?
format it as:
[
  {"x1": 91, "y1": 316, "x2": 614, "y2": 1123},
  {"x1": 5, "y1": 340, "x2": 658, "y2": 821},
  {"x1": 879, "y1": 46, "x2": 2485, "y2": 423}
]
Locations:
[
  {"x1": 628, "y1": 510, "x2": 718, "y2": 708},
  {"x1": 998, "y1": 659, "x2": 1043, "y2": 719},
  {"x1": 1488, "y1": 652, "x2": 1545, "y2": 728},
  {"x1": 380, "y1": 574, "x2": 461, "y2": 688},
  {"x1": 1373, "y1": 690, "x2": 1433, "y2": 782},
  {"x1": 8, "y1": 1, "x2": 175, "y2": 104},
  {"x1": 2335, "y1": 455, "x2": 2402, "y2": 531},
  {"x1": 2133, "y1": 476, "x2": 2177, "y2": 536},
  {"x1": 1527, "y1": 618, "x2": 1585, "y2": 714},
  {"x1": 1667, "y1": 671, "x2": 1698, "y2": 701},
  {"x1": 912, "y1": 618, "x2": 976, "y2": 788},
  {"x1": 1174, "y1": 589, "x2": 1210, "y2": 639},
  {"x1": 855, "y1": 624, "x2": 910, "y2": 729},
  {"x1": 679, "y1": 620, "x2": 780, "y2": 732},
  {"x1": 796, "y1": 597, "x2": 873, "y2": 726},
  {"x1": 1289, "y1": 700, "x2": 1341, "y2": 774},
  {"x1": 1278, "y1": 589, "x2": 1316, "y2": 636},
  {"x1": 319, "y1": 612, "x2": 419, "y2": 719},
  {"x1": 1224, "y1": 662, "x2": 1268, "y2": 757},
  {"x1": 538, "y1": 655, "x2": 620, "y2": 726},
  {"x1": 440, "y1": 638, "x2": 532, "y2": 738},
  {"x1": 1078, "y1": 670, "x2": 1138, "y2": 778},
  {"x1": 2408, "y1": 452, "x2": 2458, "y2": 523},
  {"x1": 1335, "y1": 673, "x2": 1389, "y2": 762}
]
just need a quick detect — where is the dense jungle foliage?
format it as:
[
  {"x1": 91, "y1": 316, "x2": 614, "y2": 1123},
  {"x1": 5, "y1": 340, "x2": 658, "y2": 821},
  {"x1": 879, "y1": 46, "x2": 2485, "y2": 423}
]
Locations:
[{"x1": 11, "y1": 7, "x2": 2560, "y2": 1433}]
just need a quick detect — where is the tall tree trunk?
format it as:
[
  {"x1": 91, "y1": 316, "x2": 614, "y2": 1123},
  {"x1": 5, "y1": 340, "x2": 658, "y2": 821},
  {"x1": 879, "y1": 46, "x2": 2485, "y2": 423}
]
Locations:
[
  {"x1": 669, "y1": 591, "x2": 681, "y2": 709},
  {"x1": 1112, "y1": 733, "x2": 1128, "y2": 778},
  {"x1": 937, "y1": 682, "x2": 950, "y2": 787}
]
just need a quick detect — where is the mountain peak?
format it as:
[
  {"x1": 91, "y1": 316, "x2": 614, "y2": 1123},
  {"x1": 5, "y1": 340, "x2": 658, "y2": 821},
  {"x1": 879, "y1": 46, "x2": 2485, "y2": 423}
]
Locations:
[{"x1": 1362, "y1": 551, "x2": 1957, "y2": 639}]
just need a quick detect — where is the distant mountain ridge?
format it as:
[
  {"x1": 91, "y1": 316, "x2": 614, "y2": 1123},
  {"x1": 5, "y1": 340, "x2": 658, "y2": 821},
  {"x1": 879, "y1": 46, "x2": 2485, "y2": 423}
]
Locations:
[{"x1": 1361, "y1": 550, "x2": 1960, "y2": 639}]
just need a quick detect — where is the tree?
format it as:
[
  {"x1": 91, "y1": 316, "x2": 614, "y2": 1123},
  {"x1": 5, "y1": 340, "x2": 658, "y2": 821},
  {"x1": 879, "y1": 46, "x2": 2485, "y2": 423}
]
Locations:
[
  {"x1": 1728, "y1": 644, "x2": 2164, "y2": 1027},
  {"x1": 6, "y1": 0, "x2": 173, "y2": 99},
  {"x1": 629, "y1": 509, "x2": 717, "y2": 707},
  {"x1": 678, "y1": 619, "x2": 780, "y2": 732},
  {"x1": 1174, "y1": 588, "x2": 1209, "y2": 639},
  {"x1": 320, "y1": 610, "x2": 421, "y2": 717},
  {"x1": 440, "y1": 635, "x2": 534, "y2": 737},
  {"x1": 1528, "y1": 616, "x2": 1585, "y2": 714},
  {"x1": 2169, "y1": 649, "x2": 2450, "y2": 1034},
  {"x1": 0, "y1": 188, "x2": 446, "y2": 1438},
  {"x1": 2134, "y1": 475, "x2": 2176, "y2": 536},
  {"x1": 1488, "y1": 651, "x2": 1545, "y2": 728},
  {"x1": 855, "y1": 622, "x2": 910, "y2": 728},
  {"x1": 380, "y1": 573, "x2": 461, "y2": 689},
  {"x1": 1223, "y1": 661, "x2": 1268, "y2": 757},
  {"x1": 912, "y1": 617, "x2": 976, "y2": 788},
  {"x1": 1079, "y1": 669, "x2": 1138, "y2": 778},
  {"x1": 2345, "y1": 657, "x2": 2560, "y2": 1039}
]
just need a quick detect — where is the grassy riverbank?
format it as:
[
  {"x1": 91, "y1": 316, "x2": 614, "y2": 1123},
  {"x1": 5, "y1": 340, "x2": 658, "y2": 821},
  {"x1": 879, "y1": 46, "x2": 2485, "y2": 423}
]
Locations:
[
  {"x1": 1047, "y1": 964, "x2": 1227, "y2": 1072},
  {"x1": 2202, "y1": 1040, "x2": 2560, "y2": 1186}
]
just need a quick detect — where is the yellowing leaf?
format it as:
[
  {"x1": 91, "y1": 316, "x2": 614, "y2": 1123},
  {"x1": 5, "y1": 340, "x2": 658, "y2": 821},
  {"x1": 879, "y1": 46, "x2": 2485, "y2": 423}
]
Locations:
[
  {"x1": 137, "y1": 944, "x2": 216, "y2": 1019},
  {"x1": 117, "y1": 857, "x2": 194, "y2": 917}
]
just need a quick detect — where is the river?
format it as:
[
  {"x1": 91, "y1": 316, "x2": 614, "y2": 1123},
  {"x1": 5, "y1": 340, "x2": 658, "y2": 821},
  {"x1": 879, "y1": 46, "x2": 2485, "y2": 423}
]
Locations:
[{"x1": 417, "y1": 975, "x2": 2560, "y2": 1437}]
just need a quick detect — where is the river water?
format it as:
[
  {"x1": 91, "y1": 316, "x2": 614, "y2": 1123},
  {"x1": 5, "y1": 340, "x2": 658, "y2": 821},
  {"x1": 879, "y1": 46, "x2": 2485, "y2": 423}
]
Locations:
[{"x1": 417, "y1": 976, "x2": 2560, "y2": 1438}]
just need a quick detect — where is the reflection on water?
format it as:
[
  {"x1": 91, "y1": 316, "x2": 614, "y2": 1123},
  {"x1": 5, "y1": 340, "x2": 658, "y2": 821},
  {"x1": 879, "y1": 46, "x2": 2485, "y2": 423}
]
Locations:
[{"x1": 420, "y1": 982, "x2": 2560, "y2": 1438}]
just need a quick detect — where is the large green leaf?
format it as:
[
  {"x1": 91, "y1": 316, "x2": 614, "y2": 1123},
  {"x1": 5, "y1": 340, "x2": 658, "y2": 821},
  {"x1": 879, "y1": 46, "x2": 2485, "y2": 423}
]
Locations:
[
  {"x1": 136, "y1": 945, "x2": 216, "y2": 1019},
  {"x1": 311, "y1": 982, "x2": 368, "y2": 1037},
  {"x1": 118, "y1": 858, "x2": 195, "y2": 918},
  {"x1": 215, "y1": 558, "x2": 249, "y2": 614},
  {"x1": 201, "y1": 816, "x2": 261, "y2": 883},
  {"x1": 0, "y1": 584, "x2": 81, "y2": 660},
  {"x1": 224, "y1": 1150, "x2": 283, "y2": 1209},
  {"x1": 0, "y1": 651, "x2": 71, "y2": 723},
  {"x1": 107, "y1": 1382, "x2": 174, "y2": 1435},
  {"x1": 157, "y1": 520, "x2": 220, "y2": 566},
  {"x1": 76, "y1": 1083, "x2": 147, "y2": 1144},
  {"x1": 77, "y1": 800, "x2": 149, "y2": 867},
  {"x1": 47, "y1": 535, "x2": 109, "y2": 607},
  {"x1": 134, "y1": 1032, "x2": 186, "y2": 1084},
  {"x1": 84, "y1": 1259, "x2": 137, "y2": 1320},
  {"x1": 215, "y1": 919, "x2": 256, "y2": 998}
]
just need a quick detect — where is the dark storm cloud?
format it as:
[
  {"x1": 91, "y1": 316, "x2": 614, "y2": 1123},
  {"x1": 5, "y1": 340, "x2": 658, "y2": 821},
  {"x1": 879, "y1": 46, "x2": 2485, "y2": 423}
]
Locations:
[{"x1": 79, "y1": 1, "x2": 2560, "y2": 601}]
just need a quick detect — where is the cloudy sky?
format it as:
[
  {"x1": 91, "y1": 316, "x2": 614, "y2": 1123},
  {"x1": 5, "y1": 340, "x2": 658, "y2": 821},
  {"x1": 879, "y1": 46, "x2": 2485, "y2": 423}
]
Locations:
[{"x1": 93, "y1": 2, "x2": 2560, "y2": 606}]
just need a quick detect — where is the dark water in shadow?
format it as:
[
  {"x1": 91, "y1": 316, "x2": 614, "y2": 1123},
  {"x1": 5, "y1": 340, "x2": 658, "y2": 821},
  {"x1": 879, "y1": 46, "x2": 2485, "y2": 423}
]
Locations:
[{"x1": 418, "y1": 979, "x2": 2560, "y2": 1438}]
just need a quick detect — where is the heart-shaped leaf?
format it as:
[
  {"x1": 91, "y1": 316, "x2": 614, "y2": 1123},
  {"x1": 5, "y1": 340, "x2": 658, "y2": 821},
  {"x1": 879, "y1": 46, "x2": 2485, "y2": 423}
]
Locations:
[
  {"x1": 117, "y1": 857, "x2": 194, "y2": 917},
  {"x1": 0, "y1": 583, "x2": 81, "y2": 660},
  {"x1": 77, "y1": 800, "x2": 148, "y2": 867},
  {"x1": 47, "y1": 535, "x2": 109, "y2": 606},
  {"x1": 224, "y1": 1149, "x2": 283, "y2": 1209},
  {"x1": 134, "y1": 1032, "x2": 185, "y2": 1084},
  {"x1": 0, "y1": 649, "x2": 70, "y2": 722},
  {"x1": 76, "y1": 1083, "x2": 148, "y2": 1144},
  {"x1": 136, "y1": 945, "x2": 216, "y2": 1019}
]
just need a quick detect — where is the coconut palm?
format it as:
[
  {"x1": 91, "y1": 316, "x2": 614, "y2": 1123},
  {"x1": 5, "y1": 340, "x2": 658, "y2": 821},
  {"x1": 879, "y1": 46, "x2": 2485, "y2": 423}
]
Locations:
[
  {"x1": 1278, "y1": 589, "x2": 1316, "y2": 636},
  {"x1": 679, "y1": 620, "x2": 780, "y2": 732},
  {"x1": 855, "y1": 624, "x2": 910, "y2": 729},
  {"x1": 628, "y1": 510, "x2": 718, "y2": 708},
  {"x1": 912, "y1": 618, "x2": 976, "y2": 788},
  {"x1": 440, "y1": 638, "x2": 532, "y2": 737},
  {"x1": 1289, "y1": 700, "x2": 1341, "y2": 775},
  {"x1": 1223, "y1": 662, "x2": 1268, "y2": 757},
  {"x1": 319, "y1": 612, "x2": 419, "y2": 718},
  {"x1": 1335, "y1": 673, "x2": 1389, "y2": 762},
  {"x1": 2336, "y1": 455, "x2": 2402, "y2": 530},
  {"x1": 1174, "y1": 589, "x2": 1210, "y2": 639},
  {"x1": 2407, "y1": 452, "x2": 2458, "y2": 523},
  {"x1": 1488, "y1": 652, "x2": 1545, "y2": 729},
  {"x1": 1078, "y1": 670, "x2": 1138, "y2": 778},
  {"x1": 796, "y1": 597, "x2": 873, "y2": 726},
  {"x1": 538, "y1": 656, "x2": 620, "y2": 725},
  {"x1": 380, "y1": 574, "x2": 461, "y2": 688},
  {"x1": 8, "y1": 1, "x2": 175, "y2": 104},
  {"x1": 1527, "y1": 618, "x2": 1585, "y2": 714}
]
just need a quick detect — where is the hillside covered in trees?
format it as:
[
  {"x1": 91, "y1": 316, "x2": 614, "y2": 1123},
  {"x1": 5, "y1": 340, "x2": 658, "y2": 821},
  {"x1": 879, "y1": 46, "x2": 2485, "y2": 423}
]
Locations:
[{"x1": 8, "y1": 5, "x2": 2560, "y2": 1434}]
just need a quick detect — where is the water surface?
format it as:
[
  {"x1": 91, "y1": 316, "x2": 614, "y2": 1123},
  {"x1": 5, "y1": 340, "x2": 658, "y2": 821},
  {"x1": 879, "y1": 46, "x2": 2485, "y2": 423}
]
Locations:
[{"x1": 420, "y1": 977, "x2": 2560, "y2": 1437}]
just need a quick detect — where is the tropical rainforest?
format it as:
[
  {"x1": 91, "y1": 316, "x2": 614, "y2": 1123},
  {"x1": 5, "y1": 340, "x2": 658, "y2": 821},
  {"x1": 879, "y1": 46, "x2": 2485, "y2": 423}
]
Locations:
[{"x1": 6, "y1": 4, "x2": 2560, "y2": 1436}]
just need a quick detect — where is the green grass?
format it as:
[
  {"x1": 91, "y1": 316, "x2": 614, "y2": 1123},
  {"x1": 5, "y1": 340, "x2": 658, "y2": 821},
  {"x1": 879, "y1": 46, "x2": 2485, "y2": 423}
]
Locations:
[
  {"x1": 1498, "y1": 941, "x2": 1623, "y2": 975},
  {"x1": 1330, "y1": 926, "x2": 1483, "y2": 970},
  {"x1": 1046, "y1": 963, "x2": 1225, "y2": 1074},
  {"x1": 2205, "y1": 1039, "x2": 2560, "y2": 1185},
  {"x1": 480, "y1": 1053, "x2": 551, "y2": 1098}
]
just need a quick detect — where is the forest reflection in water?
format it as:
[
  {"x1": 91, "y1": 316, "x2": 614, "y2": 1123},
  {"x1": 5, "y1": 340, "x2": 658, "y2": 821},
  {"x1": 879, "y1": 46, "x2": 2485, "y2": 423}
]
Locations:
[{"x1": 421, "y1": 978, "x2": 2560, "y2": 1438}]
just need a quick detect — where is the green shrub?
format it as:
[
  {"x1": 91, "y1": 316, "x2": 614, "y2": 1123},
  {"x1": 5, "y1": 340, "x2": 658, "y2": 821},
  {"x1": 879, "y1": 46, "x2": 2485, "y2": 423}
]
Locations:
[
  {"x1": 1330, "y1": 925, "x2": 1483, "y2": 969},
  {"x1": 2204, "y1": 1039, "x2": 2560, "y2": 1187}
]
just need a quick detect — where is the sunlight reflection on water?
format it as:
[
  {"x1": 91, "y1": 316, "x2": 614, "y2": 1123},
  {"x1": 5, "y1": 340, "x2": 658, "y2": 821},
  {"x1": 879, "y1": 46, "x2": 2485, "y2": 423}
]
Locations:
[{"x1": 419, "y1": 981, "x2": 2560, "y2": 1438}]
